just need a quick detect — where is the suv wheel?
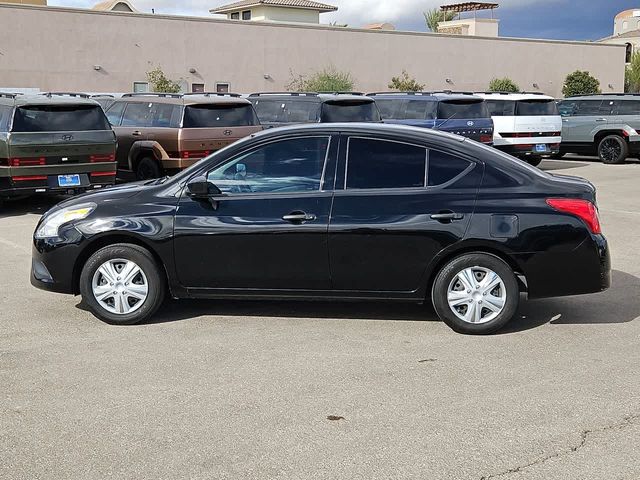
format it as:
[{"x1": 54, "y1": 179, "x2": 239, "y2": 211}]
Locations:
[
  {"x1": 79, "y1": 244, "x2": 166, "y2": 325},
  {"x1": 598, "y1": 135, "x2": 628, "y2": 164},
  {"x1": 526, "y1": 157, "x2": 543, "y2": 167},
  {"x1": 431, "y1": 253, "x2": 519, "y2": 335},
  {"x1": 136, "y1": 157, "x2": 162, "y2": 180}
]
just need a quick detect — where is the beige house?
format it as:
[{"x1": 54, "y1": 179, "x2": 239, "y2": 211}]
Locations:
[
  {"x1": 599, "y1": 8, "x2": 640, "y2": 63},
  {"x1": 92, "y1": 1, "x2": 139, "y2": 13},
  {"x1": 210, "y1": 0, "x2": 337, "y2": 24}
]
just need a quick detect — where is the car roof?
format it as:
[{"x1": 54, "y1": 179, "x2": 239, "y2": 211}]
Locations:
[
  {"x1": 114, "y1": 93, "x2": 252, "y2": 106},
  {"x1": 562, "y1": 94, "x2": 640, "y2": 101},
  {"x1": 248, "y1": 92, "x2": 374, "y2": 103},
  {"x1": 369, "y1": 92, "x2": 484, "y2": 102},
  {"x1": 9, "y1": 94, "x2": 101, "y2": 107},
  {"x1": 475, "y1": 92, "x2": 556, "y2": 101}
]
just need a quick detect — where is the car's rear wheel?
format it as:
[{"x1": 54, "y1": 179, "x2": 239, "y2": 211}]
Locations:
[
  {"x1": 79, "y1": 244, "x2": 166, "y2": 325},
  {"x1": 431, "y1": 253, "x2": 519, "y2": 335},
  {"x1": 136, "y1": 157, "x2": 162, "y2": 180},
  {"x1": 526, "y1": 157, "x2": 543, "y2": 167},
  {"x1": 598, "y1": 135, "x2": 628, "y2": 164}
]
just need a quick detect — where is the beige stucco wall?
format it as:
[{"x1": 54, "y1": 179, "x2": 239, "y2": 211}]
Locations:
[
  {"x1": 438, "y1": 19, "x2": 499, "y2": 37},
  {"x1": 0, "y1": 4, "x2": 626, "y2": 97}
]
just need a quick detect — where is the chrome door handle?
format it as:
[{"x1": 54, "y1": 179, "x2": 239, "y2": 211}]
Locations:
[
  {"x1": 132, "y1": 130, "x2": 143, "y2": 136},
  {"x1": 431, "y1": 212, "x2": 464, "y2": 222},
  {"x1": 283, "y1": 211, "x2": 316, "y2": 223},
  {"x1": 595, "y1": 118, "x2": 607, "y2": 122}
]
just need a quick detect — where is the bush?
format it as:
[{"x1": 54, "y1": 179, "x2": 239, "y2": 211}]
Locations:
[
  {"x1": 286, "y1": 66, "x2": 355, "y2": 93},
  {"x1": 488, "y1": 77, "x2": 520, "y2": 93},
  {"x1": 562, "y1": 71, "x2": 600, "y2": 97},
  {"x1": 626, "y1": 53, "x2": 640, "y2": 93},
  {"x1": 146, "y1": 66, "x2": 181, "y2": 94},
  {"x1": 388, "y1": 70, "x2": 425, "y2": 92}
]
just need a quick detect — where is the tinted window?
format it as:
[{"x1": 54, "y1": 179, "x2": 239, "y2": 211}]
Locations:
[
  {"x1": 437, "y1": 100, "x2": 488, "y2": 119},
  {"x1": 557, "y1": 101, "x2": 575, "y2": 117},
  {"x1": 574, "y1": 100, "x2": 607, "y2": 116},
  {"x1": 375, "y1": 99, "x2": 437, "y2": 120},
  {"x1": 152, "y1": 103, "x2": 181, "y2": 128},
  {"x1": 11, "y1": 105, "x2": 110, "y2": 132},
  {"x1": 183, "y1": 104, "x2": 258, "y2": 128},
  {"x1": 93, "y1": 98, "x2": 114, "y2": 110},
  {"x1": 611, "y1": 100, "x2": 640, "y2": 115},
  {"x1": 485, "y1": 100, "x2": 516, "y2": 116},
  {"x1": 252, "y1": 99, "x2": 320, "y2": 124},
  {"x1": 428, "y1": 150, "x2": 472, "y2": 186},
  {"x1": 121, "y1": 102, "x2": 153, "y2": 127},
  {"x1": 0, "y1": 105, "x2": 13, "y2": 131},
  {"x1": 207, "y1": 136, "x2": 329, "y2": 194},
  {"x1": 105, "y1": 101, "x2": 125, "y2": 126},
  {"x1": 346, "y1": 138, "x2": 426, "y2": 189},
  {"x1": 321, "y1": 101, "x2": 381, "y2": 122},
  {"x1": 516, "y1": 100, "x2": 559, "y2": 116}
]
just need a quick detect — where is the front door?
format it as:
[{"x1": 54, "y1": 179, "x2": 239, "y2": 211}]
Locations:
[
  {"x1": 329, "y1": 135, "x2": 482, "y2": 293},
  {"x1": 174, "y1": 135, "x2": 337, "y2": 291},
  {"x1": 563, "y1": 99, "x2": 608, "y2": 144},
  {"x1": 115, "y1": 101, "x2": 154, "y2": 170}
]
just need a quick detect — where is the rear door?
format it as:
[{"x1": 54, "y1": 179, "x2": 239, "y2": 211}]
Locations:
[{"x1": 328, "y1": 134, "x2": 482, "y2": 293}]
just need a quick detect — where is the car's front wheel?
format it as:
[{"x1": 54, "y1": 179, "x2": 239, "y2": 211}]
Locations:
[
  {"x1": 598, "y1": 135, "x2": 628, "y2": 164},
  {"x1": 79, "y1": 244, "x2": 166, "y2": 325},
  {"x1": 431, "y1": 253, "x2": 519, "y2": 334}
]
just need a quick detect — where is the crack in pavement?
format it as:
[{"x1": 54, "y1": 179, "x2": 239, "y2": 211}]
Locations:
[{"x1": 480, "y1": 413, "x2": 640, "y2": 480}]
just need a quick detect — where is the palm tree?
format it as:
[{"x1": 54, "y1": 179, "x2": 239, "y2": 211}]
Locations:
[{"x1": 424, "y1": 8, "x2": 457, "y2": 32}]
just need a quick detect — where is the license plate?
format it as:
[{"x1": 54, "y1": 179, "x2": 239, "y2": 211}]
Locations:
[
  {"x1": 535, "y1": 144, "x2": 548, "y2": 153},
  {"x1": 58, "y1": 174, "x2": 81, "y2": 187}
]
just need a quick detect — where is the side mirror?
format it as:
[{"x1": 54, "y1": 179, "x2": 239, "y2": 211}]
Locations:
[{"x1": 186, "y1": 176, "x2": 222, "y2": 198}]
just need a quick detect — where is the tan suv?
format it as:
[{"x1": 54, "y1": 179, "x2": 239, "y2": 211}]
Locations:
[{"x1": 105, "y1": 93, "x2": 263, "y2": 180}]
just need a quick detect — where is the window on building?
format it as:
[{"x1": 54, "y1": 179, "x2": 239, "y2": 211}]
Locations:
[
  {"x1": 230, "y1": 12, "x2": 240, "y2": 19},
  {"x1": 346, "y1": 138, "x2": 427, "y2": 190},
  {"x1": 216, "y1": 83, "x2": 230, "y2": 93},
  {"x1": 626, "y1": 43, "x2": 633, "y2": 64},
  {"x1": 191, "y1": 83, "x2": 205, "y2": 93},
  {"x1": 133, "y1": 82, "x2": 149, "y2": 93},
  {"x1": 242, "y1": 10, "x2": 251, "y2": 20}
]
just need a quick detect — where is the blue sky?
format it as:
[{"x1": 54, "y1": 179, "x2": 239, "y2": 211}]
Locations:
[{"x1": 51, "y1": 0, "x2": 639, "y2": 41}]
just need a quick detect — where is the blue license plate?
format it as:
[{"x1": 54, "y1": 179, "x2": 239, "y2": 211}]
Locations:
[
  {"x1": 58, "y1": 174, "x2": 81, "y2": 187},
  {"x1": 535, "y1": 144, "x2": 548, "y2": 153}
]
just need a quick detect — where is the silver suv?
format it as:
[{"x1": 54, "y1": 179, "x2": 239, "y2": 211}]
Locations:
[{"x1": 557, "y1": 94, "x2": 640, "y2": 164}]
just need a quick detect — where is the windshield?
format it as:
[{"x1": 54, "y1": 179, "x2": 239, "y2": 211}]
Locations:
[
  {"x1": 252, "y1": 99, "x2": 320, "y2": 124},
  {"x1": 321, "y1": 101, "x2": 381, "y2": 122},
  {"x1": 437, "y1": 100, "x2": 488, "y2": 120},
  {"x1": 516, "y1": 100, "x2": 558, "y2": 116},
  {"x1": 11, "y1": 105, "x2": 111, "y2": 132},
  {"x1": 182, "y1": 104, "x2": 259, "y2": 128},
  {"x1": 376, "y1": 99, "x2": 437, "y2": 120}
]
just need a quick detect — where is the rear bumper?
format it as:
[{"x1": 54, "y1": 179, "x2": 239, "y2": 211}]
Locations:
[
  {"x1": 495, "y1": 143, "x2": 561, "y2": 158},
  {"x1": 160, "y1": 157, "x2": 203, "y2": 170}
]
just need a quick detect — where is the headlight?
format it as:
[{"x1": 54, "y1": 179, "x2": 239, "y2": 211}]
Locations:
[{"x1": 35, "y1": 203, "x2": 97, "y2": 239}]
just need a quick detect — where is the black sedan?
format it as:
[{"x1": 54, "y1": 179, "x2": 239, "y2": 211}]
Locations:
[{"x1": 31, "y1": 123, "x2": 611, "y2": 334}]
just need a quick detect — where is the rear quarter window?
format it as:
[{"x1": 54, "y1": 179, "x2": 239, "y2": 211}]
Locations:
[
  {"x1": 428, "y1": 150, "x2": 472, "y2": 186},
  {"x1": 11, "y1": 105, "x2": 111, "y2": 132},
  {"x1": 183, "y1": 104, "x2": 259, "y2": 128},
  {"x1": 611, "y1": 100, "x2": 640, "y2": 115}
]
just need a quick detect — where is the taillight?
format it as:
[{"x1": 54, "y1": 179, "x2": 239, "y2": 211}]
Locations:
[
  {"x1": 9, "y1": 157, "x2": 46, "y2": 166},
  {"x1": 90, "y1": 171, "x2": 116, "y2": 177},
  {"x1": 12, "y1": 175, "x2": 48, "y2": 182},
  {"x1": 180, "y1": 150, "x2": 211, "y2": 159},
  {"x1": 480, "y1": 134, "x2": 493, "y2": 143},
  {"x1": 546, "y1": 198, "x2": 601, "y2": 234},
  {"x1": 90, "y1": 154, "x2": 115, "y2": 163}
]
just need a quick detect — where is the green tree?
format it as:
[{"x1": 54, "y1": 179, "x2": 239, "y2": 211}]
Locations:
[
  {"x1": 388, "y1": 70, "x2": 425, "y2": 92},
  {"x1": 625, "y1": 52, "x2": 640, "y2": 93},
  {"x1": 562, "y1": 70, "x2": 601, "y2": 97},
  {"x1": 146, "y1": 66, "x2": 181, "y2": 93},
  {"x1": 286, "y1": 66, "x2": 355, "y2": 92},
  {"x1": 488, "y1": 77, "x2": 520, "y2": 93},
  {"x1": 424, "y1": 8, "x2": 456, "y2": 32}
]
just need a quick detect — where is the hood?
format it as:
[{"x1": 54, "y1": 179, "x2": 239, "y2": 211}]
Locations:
[{"x1": 53, "y1": 179, "x2": 152, "y2": 211}]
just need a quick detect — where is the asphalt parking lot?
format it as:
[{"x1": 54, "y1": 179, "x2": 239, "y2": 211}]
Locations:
[{"x1": 1, "y1": 156, "x2": 639, "y2": 480}]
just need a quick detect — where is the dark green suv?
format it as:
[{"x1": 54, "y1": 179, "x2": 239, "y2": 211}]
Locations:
[{"x1": 0, "y1": 93, "x2": 117, "y2": 199}]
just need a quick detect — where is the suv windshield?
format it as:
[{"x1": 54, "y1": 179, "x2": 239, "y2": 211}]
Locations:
[
  {"x1": 252, "y1": 99, "x2": 320, "y2": 124},
  {"x1": 437, "y1": 100, "x2": 488, "y2": 119},
  {"x1": 321, "y1": 101, "x2": 381, "y2": 122},
  {"x1": 182, "y1": 104, "x2": 259, "y2": 128},
  {"x1": 516, "y1": 100, "x2": 558, "y2": 116},
  {"x1": 11, "y1": 105, "x2": 110, "y2": 132}
]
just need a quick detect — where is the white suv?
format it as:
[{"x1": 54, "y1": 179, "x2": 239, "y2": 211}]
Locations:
[{"x1": 476, "y1": 92, "x2": 562, "y2": 166}]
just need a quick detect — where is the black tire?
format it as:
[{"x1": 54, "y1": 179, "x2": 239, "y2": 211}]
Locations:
[
  {"x1": 79, "y1": 243, "x2": 166, "y2": 325},
  {"x1": 136, "y1": 156, "x2": 162, "y2": 180},
  {"x1": 598, "y1": 135, "x2": 628, "y2": 164},
  {"x1": 526, "y1": 157, "x2": 543, "y2": 167},
  {"x1": 549, "y1": 152, "x2": 565, "y2": 160},
  {"x1": 431, "y1": 253, "x2": 519, "y2": 335}
]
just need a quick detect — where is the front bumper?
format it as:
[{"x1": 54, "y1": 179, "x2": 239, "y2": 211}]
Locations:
[{"x1": 30, "y1": 228, "x2": 86, "y2": 295}]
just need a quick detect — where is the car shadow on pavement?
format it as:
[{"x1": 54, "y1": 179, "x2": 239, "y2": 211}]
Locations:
[
  {"x1": 0, "y1": 195, "x2": 65, "y2": 219},
  {"x1": 501, "y1": 270, "x2": 639, "y2": 333}
]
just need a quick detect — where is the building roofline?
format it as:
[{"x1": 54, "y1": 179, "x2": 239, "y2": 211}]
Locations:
[
  {"x1": 210, "y1": 0, "x2": 337, "y2": 14},
  {"x1": 0, "y1": 2, "x2": 627, "y2": 49}
]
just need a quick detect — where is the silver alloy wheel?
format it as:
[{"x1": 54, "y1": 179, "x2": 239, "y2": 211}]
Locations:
[
  {"x1": 600, "y1": 138, "x2": 622, "y2": 163},
  {"x1": 447, "y1": 266, "x2": 507, "y2": 325},
  {"x1": 92, "y1": 258, "x2": 149, "y2": 315}
]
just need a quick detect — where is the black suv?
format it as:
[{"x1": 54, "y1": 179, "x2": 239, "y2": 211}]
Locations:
[{"x1": 249, "y1": 92, "x2": 381, "y2": 127}]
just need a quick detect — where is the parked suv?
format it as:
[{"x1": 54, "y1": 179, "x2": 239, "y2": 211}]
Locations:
[
  {"x1": 248, "y1": 92, "x2": 382, "y2": 128},
  {"x1": 369, "y1": 91, "x2": 493, "y2": 144},
  {"x1": 0, "y1": 93, "x2": 117, "y2": 199},
  {"x1": 475, "y1": 92, "x2": 562, "y2": 166},
  {"x1": 105, "y1": 93, "x2": 262, "y2": 180},
  {"x1": 557, "y1": 94, "x2": 640, "y2": 164}
]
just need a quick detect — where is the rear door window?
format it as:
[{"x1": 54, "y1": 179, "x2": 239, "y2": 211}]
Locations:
[
  {"x1": 574, "y1": 100, "x2": 606, "y2": 116},
  {"x1": 321, "y1": 101, "x2": 381, "y2": 122},
  {"x1": 152, "y1": 103, "x2": 182, "y2": 128},
  {"x1": 437, "y1": 100, "x2": 488, "y2": 119},
  {"x1": 515, "y1": 100, "x2": 559, "y2": 116},
  {"x1": 11, "y1": 105, "x2": 110, "y2": 132},
  {"x1": 346, "y1": 137, "x2": 426, "y2": 189},
  {"x1": 121, "y1": 102, "x2": 154, "y2": 127},
  {"x1": 183, "y1": 104, "x2": 259, "y2": 128},
  {"x1": 485, "y1": 100, "x2": 516, "y2": 116}
]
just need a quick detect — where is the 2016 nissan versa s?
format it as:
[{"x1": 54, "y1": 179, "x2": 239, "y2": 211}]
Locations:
[{"x1": 31, "y1": 123, "x2": 611, "y2": 334}]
